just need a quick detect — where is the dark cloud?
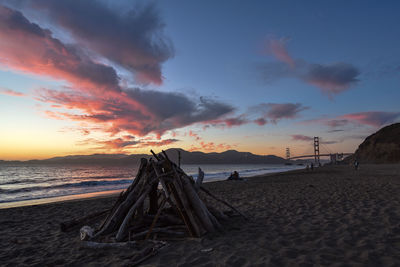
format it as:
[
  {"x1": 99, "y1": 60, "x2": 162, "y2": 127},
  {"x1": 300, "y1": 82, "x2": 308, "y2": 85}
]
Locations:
[
  {"x1": 20, "y1": 0, "x2": 173, "y2": 84},
  {"x1": 304, "y1": 63, "x2": 360, "y2": 95},
  {"x1": 39, "y1": 87, "x2": 234, "y2": 137},
  {"x1": 250, "y1": 103, "x2": 309, "y2": 123},
  {"x1": 261, "y1": 38, "x2": 360, "y2": 97}
]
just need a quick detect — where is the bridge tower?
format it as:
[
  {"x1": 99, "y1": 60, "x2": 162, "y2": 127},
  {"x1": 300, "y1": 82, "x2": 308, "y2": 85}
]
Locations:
[
  {"x1": 314, "y1": 137, "x2": 320, "y2": 164},
  {"x1": 286, "y1": 147, "x2": 290, "y2": 160}
]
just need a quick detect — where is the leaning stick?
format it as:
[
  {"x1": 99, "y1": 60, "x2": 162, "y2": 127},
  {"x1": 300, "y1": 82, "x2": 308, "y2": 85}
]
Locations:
[
  {"x1": 145, "y1": 196, "x2": 168, "y2": 240},
  {"x1": 116, "y1": 182, "x2": 156, "y2": 241},
  {"x1": 200, "y1": 186, "x2": 249, "y2": 220}
]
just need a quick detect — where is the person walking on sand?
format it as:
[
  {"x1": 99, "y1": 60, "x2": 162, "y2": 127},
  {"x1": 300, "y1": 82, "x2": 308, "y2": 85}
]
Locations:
[{"x1": 310, "y1": 162, "x2": 314, "y2": 171}]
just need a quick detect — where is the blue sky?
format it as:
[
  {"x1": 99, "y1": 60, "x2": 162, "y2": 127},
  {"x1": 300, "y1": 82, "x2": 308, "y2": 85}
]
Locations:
[{"x1": 0, "y1": 0, "x2": 399, "y2": 159}]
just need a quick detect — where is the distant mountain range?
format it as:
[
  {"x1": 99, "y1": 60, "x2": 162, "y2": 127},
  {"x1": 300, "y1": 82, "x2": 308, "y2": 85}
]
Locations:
[{"x1": 0, "y1": 148, "x2": 290, "y2": 165}]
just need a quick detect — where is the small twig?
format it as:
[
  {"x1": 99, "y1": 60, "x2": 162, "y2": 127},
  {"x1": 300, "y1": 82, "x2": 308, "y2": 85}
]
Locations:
[{"x1": 200, "y1": 186, "x2": 249, "y2": 220}]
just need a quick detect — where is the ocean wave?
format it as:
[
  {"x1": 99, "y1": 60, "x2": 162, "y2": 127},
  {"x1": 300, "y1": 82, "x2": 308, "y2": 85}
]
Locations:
[
  {"x1": 0, "y1": 174, "x2": 132, "y2": 186},
  {"x1": 0, "y1": 179, "x2": 133, "y2": 194}
]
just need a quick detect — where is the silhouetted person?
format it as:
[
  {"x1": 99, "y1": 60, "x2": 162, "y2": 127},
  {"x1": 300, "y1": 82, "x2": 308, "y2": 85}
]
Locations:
[
  {"x1": 306, "y1": 164, "x2": 309, "y2": 171},
  {"x1": 227, "y1": 171, "x2": 241, "y2": 180},
  {"x1": 310, "y1": 162, "x2": 314, "y2": 171},
  {"x1": 354, "y1": 160, "x2": 359, "y2": 170}
]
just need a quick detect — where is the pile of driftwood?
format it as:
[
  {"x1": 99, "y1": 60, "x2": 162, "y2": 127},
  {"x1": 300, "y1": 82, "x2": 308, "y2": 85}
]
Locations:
[{"x1": 61, "y1": 150, "x2": 246, "y2": 247}]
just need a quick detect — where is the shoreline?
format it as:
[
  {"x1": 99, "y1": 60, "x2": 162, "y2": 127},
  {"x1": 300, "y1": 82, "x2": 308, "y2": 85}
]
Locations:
[{"x1": 0, "y1": 166, "x2": 305, "y2": 210}]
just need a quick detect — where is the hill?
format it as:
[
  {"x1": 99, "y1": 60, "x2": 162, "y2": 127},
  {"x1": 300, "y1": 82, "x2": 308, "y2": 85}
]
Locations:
[
  {"x1": 351, "y1": 123, "x2": 400, "y2": 163},
  {"x1": 0, "y1": 149, "x2": 288, "y2": 165}
]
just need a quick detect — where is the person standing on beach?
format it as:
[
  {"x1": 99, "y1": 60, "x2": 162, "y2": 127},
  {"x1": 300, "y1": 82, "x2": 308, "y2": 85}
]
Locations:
[
  {"x1": 354, "y1": 160, "x2": 359, "y2": 170},
  {"x1": 310, "y1": 162, "x2": 314, "y2": 171}
]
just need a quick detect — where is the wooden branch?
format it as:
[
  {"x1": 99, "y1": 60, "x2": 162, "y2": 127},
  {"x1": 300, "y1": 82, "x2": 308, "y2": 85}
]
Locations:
[
  {"x1": 145, "y1": 196, "x2": 167, "y2": 240},
  {"x1": 150, "y1": 150, "x2": 160, "y2": 161},
  {"x1": 115, "y1": 181, "x2": 156, "y2": 241},
  {"x1": 207, "y1": 205, "x2": 229, "y2": 221},
  {"x1": 167, "y1": 183, "x2": 194, "y2": 237},
  {"x1": 195, "y1": 168, "x2": 204, "y2": 191},
  {"x1": 170, "y1": 175, "x2": 202, "y2": 237},
  {"x1": 181, "y1": 176, "x2": 216, "y2": 233},
  {"x1": 94, "y1": 162, "x2": 148, "y2": 238},
  {"x1": 148, "y1": 182, "x2": 159, "y2": 215},
  {"x1": 200, "y1": 186, "x2": 248, "y2": 220},
  {"x1": 97, "y1": 158, "x2": 148, "y2": 231}
]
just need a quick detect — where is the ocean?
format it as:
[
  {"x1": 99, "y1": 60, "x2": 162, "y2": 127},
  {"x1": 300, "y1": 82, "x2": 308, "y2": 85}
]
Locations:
[{"x1": 0, "y1": 163, "x2": 304, "y2": 206}]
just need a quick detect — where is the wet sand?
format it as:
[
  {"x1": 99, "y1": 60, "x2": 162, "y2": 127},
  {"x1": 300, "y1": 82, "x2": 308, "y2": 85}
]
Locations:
[{"x1": 1, "y1": 164, "x2": 400, "y2": 266}]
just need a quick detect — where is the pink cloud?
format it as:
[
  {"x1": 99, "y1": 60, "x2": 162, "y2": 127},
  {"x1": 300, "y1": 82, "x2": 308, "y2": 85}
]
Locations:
[
  {"x1": 189, "y1": 130, "x2": 202, "y2": 141},
  {"x1": 301, "y1": 111, "x2": 400, "y2": 128},
  {"x1": 341, "y1": 111, "x2": 400, "y2": 127},
  {"x1": 266, "y1": 38, "x2": 295, "y2": 68},
  {"x1": 188, "y1": 141, "x2": 233, "y2": 152},
  {"x1": 254, "y1": 118, "x2": 267, "y2": 126},
  {"x1": 291, "y1": 134, "x2": 314, "y2": 142},
  {"x1": 0, "y1": 88, "x2": 25, "y2": 97},
  {"x1": 0, "y1": 6, "x2": 234, "y2": 141},
  {"x1": 80, "y1": 136, "x2": 179, "y2": 151},
  {"x1": 12, "y1": 1, "x2": 173, "y2": 85}
]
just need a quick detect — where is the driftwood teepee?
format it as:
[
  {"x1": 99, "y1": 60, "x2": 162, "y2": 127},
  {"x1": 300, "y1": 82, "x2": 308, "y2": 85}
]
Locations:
[{"x1": 74, "y1": 150, "x2": 245, "y2": 243}]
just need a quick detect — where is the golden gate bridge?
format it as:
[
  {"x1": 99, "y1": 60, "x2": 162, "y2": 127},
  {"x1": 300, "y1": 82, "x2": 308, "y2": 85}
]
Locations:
[{"x1": 285, "y1": 137, "x2": 353, "y2": 164}]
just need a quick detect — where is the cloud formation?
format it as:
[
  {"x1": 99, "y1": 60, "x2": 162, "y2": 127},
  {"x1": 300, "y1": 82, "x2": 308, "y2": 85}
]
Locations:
[
  {"x1": 266, "y1": 38, "x2": 295, "y2": 68},
  {"x1": 80, "y1": 136, "x2": 179, "y2": 151},
  {"x1": 0, "y1": 88, "x2": 25, "y2": 97},
  {"x1": 0, "y1": 5, "x2": 120, "y2": 93},
  {"x1": 304, "y1": 63, "x2": 360, "y2": 95},
  {"x1": 0, "y1": 5, "x2": 234, "y2": 140},
  {"x1": 291, "y1": 134, "x2": 338, "y2": 144},
  {"x1": 291, "y1": 134, "x2": 314, "y2": 142},
  {"x1": 250, "y1": 103, "x2": 309, "y2": 123},
  {"x1": 303, "y1": 111, "x2": 400, "y2": 128},
  {"x1": 8, "y1": 0, "x2": 173, "y2": 84},
  {"x1": 262, "y1": 37, "x2": 360, "y2": 96},
  {"x1": 188, "y1": 141, "x2": 233, "y2": 152},
  {"x1": 341, "y1": 111, "x2": 400, "y2": 127}
]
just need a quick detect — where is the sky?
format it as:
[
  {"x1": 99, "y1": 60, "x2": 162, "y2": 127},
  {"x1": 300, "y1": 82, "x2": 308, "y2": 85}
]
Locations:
[{"x1": 0, "y1": 0, "x2": 399, "y2": 160}]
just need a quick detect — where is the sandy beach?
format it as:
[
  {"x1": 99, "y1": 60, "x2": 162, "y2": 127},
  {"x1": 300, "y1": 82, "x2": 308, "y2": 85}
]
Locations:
[{"x1": 1, "y1": 164, "x2": 400, "y2": 266}]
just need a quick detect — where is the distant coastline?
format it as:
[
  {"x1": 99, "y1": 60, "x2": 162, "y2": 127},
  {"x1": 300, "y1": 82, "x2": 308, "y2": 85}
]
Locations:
[{"x1": 0, "y1": 148, "x2": 293, "y2": 165}]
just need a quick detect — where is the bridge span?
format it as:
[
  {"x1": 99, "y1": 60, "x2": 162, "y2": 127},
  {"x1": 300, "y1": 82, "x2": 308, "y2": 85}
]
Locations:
[
  {"x1": 288, "y1": 153, "x2": 353, "y2": 160},
  {"x1": 286, "y1": 137, "x2": 353, "y2": 163}
]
